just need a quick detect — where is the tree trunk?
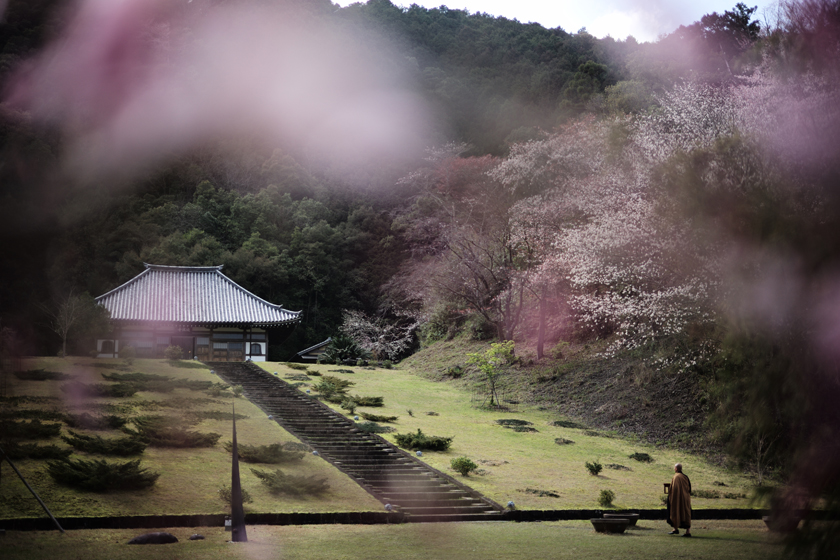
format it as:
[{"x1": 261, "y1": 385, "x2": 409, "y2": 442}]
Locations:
[{"x1": 537, "y1": 286, "x2": 547, "y2": 360}]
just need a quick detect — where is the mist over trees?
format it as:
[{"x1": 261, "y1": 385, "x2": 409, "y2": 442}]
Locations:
[{"x1": 2, "y1": 0, "x2": 840, "y2": 549}]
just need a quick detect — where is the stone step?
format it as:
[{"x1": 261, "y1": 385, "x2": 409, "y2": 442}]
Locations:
[
  {"x1": 403, "y1": 513, "x2": 505, "y2": 523},
  {"x1": 397, "y1": 505, "x2": 497, "y2": 515},
  {"x1": 208, "y1": 361, "x2": 503, "y2": 522}
]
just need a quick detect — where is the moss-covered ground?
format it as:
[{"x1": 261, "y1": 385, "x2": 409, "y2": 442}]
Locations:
[
  {"x1": 2, "y1": 520, "x2": 781, "y2": 560},
  {"x1": 0, "y1": 357, "x2": 381, "y2": 519},
  {"x1": 259, "y1": 358, "x2": 757, "y2": 511}
]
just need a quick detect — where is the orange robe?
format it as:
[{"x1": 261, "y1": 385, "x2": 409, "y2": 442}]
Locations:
[{"x1": 668, "y1": 472, "x2": 692, "y2": 529}]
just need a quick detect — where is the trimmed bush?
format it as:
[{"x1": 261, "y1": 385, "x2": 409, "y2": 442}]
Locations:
[
  {"x1": 393, "y1": 429, "x2": 452, "y2": 451},
  {"x1": 14, "y1": 369, "x2": 72, "y2": 381},
  {"x1": 585, "y1": 461, "x2": 603, "y2": 476},
  {"x1": 0, "y1": 408, "x2": 65, "y2": 422},
  {"x1": 1, "y1": 419, "x2": 62, "y2": 440},
  {"x1": 554, "y1": 438, "x2": 575, "y2": 445},
  {"x1": 61, "y1": 431, "x2": 147, "y2": 456},
  {"x1": 218, "y1": 485, "x2": 253, "y2": 505},
  {"x1": 496, "y1": 419, "x2": 533, "y2": 427},
  {"x1": 285, "y1": 363, "x2": 309, "y2": 371},
  {"x1": 350, "y1": 395, "x2": 384, "y2": 407},
  {"x1": 60, "y1": 382, "x2": 137, "y2": 398},
  {"x1": 598, "y1": 489, "x2": 616, "y2": 507},
  {"x1": 250, "y1": 468, "x2": 330, "y2": 496},
  {"x1": 358, "y1": 412, "x2": 398, "y2": 423},
  {"x1": 223, "y1": 442, "x2": 305, "y2": 463},
  {"x1": 127, "y1": 416, "x2": 220, "y2": 448},
  {"x1": 1, "y1": 442, "x2": 72, "y2": 460},
  {"x1": 629, "y1": 452, "x2": 654, "y2": 463},
  {"x1": 354, "y1": 421, "x2": 395, "y2": 434},
  {"x1": 64, "y1": 412, "x2": 127, "y2": 430},
  {"x1": 313, "y1": 376, "x2": 354, "y2": 398},
  {"x1": 550, "y1": 420, "x2": 585, "y2": 429},
  {"x1": 47, "y1": 458, "x2": 159, "y2": 491},
  {"x1": 692, "y1": 489, "x2": 721, "y2": 499},
  {"x1": 451, "y1": 456, "x2": 478, "y2": 476}
]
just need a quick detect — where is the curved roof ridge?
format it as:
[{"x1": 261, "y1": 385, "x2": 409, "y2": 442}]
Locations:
[{"x1": 95, "y1": 264, "x2": 301, "y2": 325}]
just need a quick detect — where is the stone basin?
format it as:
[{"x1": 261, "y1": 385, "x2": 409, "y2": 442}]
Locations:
[
  {"x1": 590, "y1": 518, "x2": 630, "y2": 533},
  {"x1": 603, "y1": 513, "x2": 639, "y2": 526}
]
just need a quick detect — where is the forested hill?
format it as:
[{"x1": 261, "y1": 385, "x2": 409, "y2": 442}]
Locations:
[
  {"x1": 0, "y1": 0, "x2": 644, "y2": 357},
  {"x1": 337, "y1": 0, "x2": 633, "y2": 154}
]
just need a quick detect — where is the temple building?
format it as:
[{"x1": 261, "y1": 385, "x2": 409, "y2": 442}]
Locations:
[{"x1": 94, "y1": 264, "x2": 300, "y2": 362}]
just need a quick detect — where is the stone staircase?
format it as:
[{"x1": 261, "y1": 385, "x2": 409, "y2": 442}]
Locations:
[{"x1": 208, "y1": 361, "x2": 505, "y2": 522}]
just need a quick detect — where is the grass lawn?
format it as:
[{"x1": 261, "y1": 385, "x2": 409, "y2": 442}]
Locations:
[
  {"x1": 1, "y1": 520, "x2": 782, "y2": 560},
  {"x1": 0, "y1": 358, "x2": 382, "y2": 519},
  {"x1": 260, "y1": 360, "x2": 758, "y2": 511}
]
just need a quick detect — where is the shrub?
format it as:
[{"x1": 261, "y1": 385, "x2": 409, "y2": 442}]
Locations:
[
  {"x1": 598, "y1": 489, "x2": 616, "y2": 507},
  {"x1": 285, "y1": 363, "x2": 309, "y2": 371},
  {"x1": 218, "y1": 485, "x2": 253, "y2": 505},
  {"x1": 250, "y1": 468, "x2": 330, "y2": 496},
  {"x1": 522, "y1": 488, "x2": 560, "y2": 498},
  {"x1": 163, "y1": 345, "x2": 184, "y2": 361},
  {"x1": 444, "y1": 365, "x2": 464, "y2": 378},
  {"x1": 0, "y1": 408, "x2": 65, "y2": 422},
  {"x1": 350, "y1": 395, "x2": 384, "y2": 407},
  {"x1": 340, "y1": 399, "x2": 357, "y2": 414},
  {"x1": 393, "y1": 429, "x2": 452, "y2": 451},
  {"x1": 223, "y1": 442, "x2": 305, "y2": 463},
  {"x1": 60, "y1": 382, "x2": 137, "y2": 398},
  {"x1": 119, "y1": 346, "x2": 136, "y2": 363},
  {"x1": 46, "y1": 458, "x2": 159, "y2": 491},
  {"x1": 101, "y1": 372, "x2": 174, "y2": 393},
  {"x1": 496, "y1": 419, "x2": 533, "y2": 427},
  {"x1": 312, "y1": 376, "x2": 354, "y2": 400},
  {"x1": 1, "y1": 442, "x2": 72, "y2": 460},
  {"x1": 1, "y1": 419, "x2": 62, "y2": 440},
  {"x1": 232, "y1": 385, "x2": 244, "y2": 398},
  {"x1": 354, "y1": 421, "x2": 395, "y2": 434},
  {"x1": 550, "y1": 420, "x2": 585, "y2": 429},
  {"x1": 61, "y1": 431, "x2": 147, "y2": 456},
  {"x1": 451, "y1": 456, "x2": 478, "y2": 476},
  {"x1": 359, "y1": 412, "x2": 398, "y2": 423},
  {"x1": 629, "y1": 452, "x2": 654, "y2": 463},
  {"x1": 692, "y1": 489, "x2": 721, "y2": 499},
  {"x1": 381, "y1": 360, "x2": 393, "y2": 369},
  {"x1": 585, "y1": 461, "x2": 603, "y2": 476},
  {"x1": 63, "y1": 412, "x2": 127, "y2": 430},
  {"x1": 14, "y1": 369, "x2": 72, "y2": 381},
  {"x1": 554, "y1": 438, "x2": 575, "y2": 445},
  {"x1": 127, "y1": 416, "x2": 220, "y2": 448}
]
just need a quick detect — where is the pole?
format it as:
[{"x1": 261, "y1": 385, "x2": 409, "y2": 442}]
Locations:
[
  {"x1": 229, "y1": 402, "x2": 247, "y2": 542},
  {"x1": 0, "y1": 445, "x2": 64, "y2": 533}
]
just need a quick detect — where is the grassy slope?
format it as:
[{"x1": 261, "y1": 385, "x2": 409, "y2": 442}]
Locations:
[
  {"x1": 260, "y1": 355, "x2": 755, "y2": 511},
  {"x1": 0, "y1": 358, "x2": 381, "y2": 519},
  {"x1": 3, "y1": 520, "x2": 781, "y2": 560}
]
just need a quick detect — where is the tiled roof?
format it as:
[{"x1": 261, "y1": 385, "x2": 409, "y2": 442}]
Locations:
[
  {"x1": 296, "y1": 338, "x2": 332, "y2": 357},
  {"x1": 96, "y1": 264, "x2": 301, "y2": 326}
]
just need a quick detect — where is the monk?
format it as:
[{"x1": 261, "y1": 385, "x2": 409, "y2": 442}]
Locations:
[{"x1": 667, "y1": 463, "x2": 692, "y2": 536}]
